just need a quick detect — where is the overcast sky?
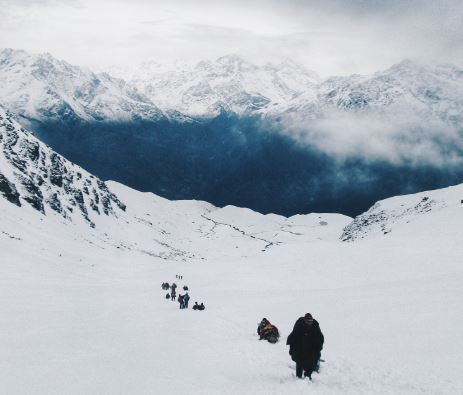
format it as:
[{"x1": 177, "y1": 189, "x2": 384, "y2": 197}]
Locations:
[{"x1": 0, "y1": 0, "x2": 461, "y2": 76}]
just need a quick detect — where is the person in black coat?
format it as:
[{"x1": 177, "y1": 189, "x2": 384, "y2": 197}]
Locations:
[{"x1": 286, "y1": 313, "x2": 324, "y2": 380}]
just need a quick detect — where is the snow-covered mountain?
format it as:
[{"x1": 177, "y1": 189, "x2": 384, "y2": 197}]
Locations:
[
  {"x1": 106, "y1": 55, "x2": 463, "y2": 124},
  {"x1": 0, "y1": 48, "x2": 165, "y2": 124},
  {"x1": 1, "y1": 108, "x2": 462, "y2": 394},
  {"x1": 0, "y1": 106, "x2": 126, "y2": 228},
  {"x1": 281, "y1": 59, "x2": 463, "y2": 125},
  {"x1": 108, "y1": 55, "x2": 320, "y2": 118},
  {"x1": 2, "y1": 48, "x2": 462, "y2": 126}
]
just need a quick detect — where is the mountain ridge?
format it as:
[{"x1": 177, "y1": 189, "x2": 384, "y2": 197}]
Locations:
[{"x1": 2, "y1": 48, "x2": 462, "y2": 123}]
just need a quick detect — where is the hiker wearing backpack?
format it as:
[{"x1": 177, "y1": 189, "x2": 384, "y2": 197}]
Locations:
[
  {"x1": 257, "y1": 318, "x2": 280, "y2": 343},
  {"x1": 171, "y1": 289, "x2": 176, "y2": 301}
]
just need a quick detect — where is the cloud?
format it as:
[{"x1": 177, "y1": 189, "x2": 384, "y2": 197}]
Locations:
[
  {"x1": 276, "y1": 110, "x2": 463, "y2": 168},
  {"x1": 0, "y1": 0, "x2": 461, "y2": 75}
]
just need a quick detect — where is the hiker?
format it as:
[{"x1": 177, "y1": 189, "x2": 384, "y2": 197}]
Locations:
[
  {"x1": 193, "y1": 301, "x2": 204, "y2": 310},
  {"x1": 198, "y1": 302, "x2": 205, "y2": 311},
  {"x1": 165, "y1": 293, "x2": 170, "y2": 299},
  {"x1": 183, "y1": 292, "x2": 190, "y2": 308},
  {"x1": 171, "y1": 283, "x2": 177, "y2": 290},
  {"x1": 171, "y1": 289, "x2": 176, "y2": 301},
  {"x1": 257, "y1": 318, "x2": 270, "y2": 335},
  {"x1": 286, "y1": 313, "x2": 324, "y2": 380},
  {"x1": 257, "y1": 318, "x2": 280, "y2": 343},
  {"x1": 178, "y1": 294, "x2": 184, "y2": 309}
]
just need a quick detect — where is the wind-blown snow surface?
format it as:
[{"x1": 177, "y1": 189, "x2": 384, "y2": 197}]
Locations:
[{"x1": 1, "y1": 111, "x2": 463, "y2": 394}]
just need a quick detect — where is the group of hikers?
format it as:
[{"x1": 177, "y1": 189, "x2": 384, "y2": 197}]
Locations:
[
  {"x1": 257, "y1": 313, "x2": 324, "y2": 380},
  {"x1": 161, "y1": 277, "x2": 205, "y2": 311},
  {"x1": 162, "y1": 276, "x2": 322, "y2": 380}
]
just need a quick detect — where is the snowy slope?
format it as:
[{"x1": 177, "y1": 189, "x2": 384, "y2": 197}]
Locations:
[
  {"x1": 0, "y1": 48, "x2": 165, "y2": 123},
  {"x1": 1, "y1": 110, "x2": 462, "y2": 394},
  {"x1": 341, "y1": 182, "x2": 463, "y2": 241}
]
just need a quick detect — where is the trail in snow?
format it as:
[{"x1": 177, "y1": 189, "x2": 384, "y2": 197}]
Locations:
[{"x1": 201, "y1": 213, "x2": 280, "y2": 250}]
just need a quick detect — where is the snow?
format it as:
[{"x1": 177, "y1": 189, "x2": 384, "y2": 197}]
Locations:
[
  {"x1": 106, "y1": 55, "x2": 320, "y2": 118},
  {"x1": 2, "y1": 48, "x2": 463, "y2": 127},
  {"x1": 1, "y1": 114, "x2": 463, "y2": 393},
  {"x1": 0, "y1": 48, "x2": 165, "y2": 123}
]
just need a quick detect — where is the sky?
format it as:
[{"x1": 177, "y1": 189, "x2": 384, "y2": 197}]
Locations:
[{"x1": 0, "y1": 0, "x2": 462, "y2": 76}]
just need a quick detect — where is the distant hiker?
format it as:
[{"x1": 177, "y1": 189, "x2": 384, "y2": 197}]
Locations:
[
  {"x1": 171, "y1": 283, "x2": 177, "y2": 290},
  {"x1": 257, "y1": 318, "x2": 280, "y2": 344},
  {"x1": 183, "y1": 292, "x2": 190, "y2": 308},
  {"x1": 171, "y1": 289, "x2": 176, "y2": 301},
  {"x1": 286, "y1": 313, "x2": 324, "y2": 380},
  {"x1": 193, "y1": 301, "x2": 204, "y2": 310},
  {"x1": 165, "y1": 293, "x2": 170, "y2": 299},
  {"x1": 178, "y1": 294, "x2": 185, "y2": 309}
]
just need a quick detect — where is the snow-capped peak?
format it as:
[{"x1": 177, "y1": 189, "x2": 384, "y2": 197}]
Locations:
[
  {"x1": 0, "y1": 48, "x2": 165, "y2": 123},
  {"x1": 113, "y1": 54, "x2": 320, "y2": 118}
]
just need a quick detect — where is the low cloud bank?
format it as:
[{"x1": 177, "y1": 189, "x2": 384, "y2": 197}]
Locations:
[{"x1": 276, "y1": 110, "x2": 463, "y2": 168}]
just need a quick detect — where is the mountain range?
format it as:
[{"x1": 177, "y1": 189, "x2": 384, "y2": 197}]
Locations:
[
  {"x1": 2, "y1": 48, "x2": 462, "y2": 123},
  {"x1": 1, "y1": 48, "x2": 463, "y2": 217}
]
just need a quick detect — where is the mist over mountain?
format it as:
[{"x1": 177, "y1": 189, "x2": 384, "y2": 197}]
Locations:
[{"x1": 1, "y1": 48, "x2": 462, "y2": 216}]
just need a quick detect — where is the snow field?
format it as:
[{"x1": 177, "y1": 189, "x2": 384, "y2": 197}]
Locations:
[{"x1": 1, "y1": 188, "x2": 462, "y2": 394}]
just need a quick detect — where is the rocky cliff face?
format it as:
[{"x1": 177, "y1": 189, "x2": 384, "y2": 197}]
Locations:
[{"x1": 0, "y1": 107, "x2": 125, "y2": 227}]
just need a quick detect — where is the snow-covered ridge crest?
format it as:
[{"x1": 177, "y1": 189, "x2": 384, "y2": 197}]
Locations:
[
  {"x1": 0, "y1": 106, "x2": 126, "y2": 227},
  {"x1": 341, "y1": 183, "x2": 463, "y2": 241}
]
